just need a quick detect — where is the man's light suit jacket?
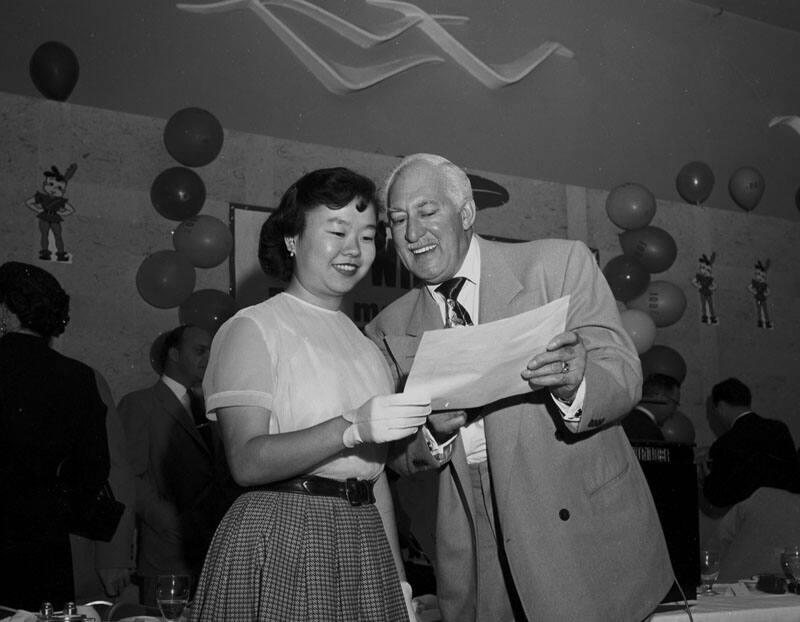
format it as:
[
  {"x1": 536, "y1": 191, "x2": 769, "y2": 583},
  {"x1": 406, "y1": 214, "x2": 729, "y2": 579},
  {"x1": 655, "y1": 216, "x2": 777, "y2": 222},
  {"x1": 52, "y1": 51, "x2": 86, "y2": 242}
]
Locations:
[{"x1": 366, "y1": 237, "x2": 673, "y2": 622}]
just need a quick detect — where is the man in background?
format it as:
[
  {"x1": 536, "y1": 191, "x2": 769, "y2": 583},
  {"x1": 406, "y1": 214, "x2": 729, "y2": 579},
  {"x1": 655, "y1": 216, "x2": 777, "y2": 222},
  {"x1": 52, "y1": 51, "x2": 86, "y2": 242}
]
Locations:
[
  {"x1": 701, "y1": 377, "x2": 800, "y2": 513},
  {"x1": 366, "y1": 153, "x2": 672, "y2": 622},
  {"x1": 621, "y1": 373, "x2": 682, "y2": 442},
  {"x1": 119, "y1": 325, "x2": 240, "y2": 606}
]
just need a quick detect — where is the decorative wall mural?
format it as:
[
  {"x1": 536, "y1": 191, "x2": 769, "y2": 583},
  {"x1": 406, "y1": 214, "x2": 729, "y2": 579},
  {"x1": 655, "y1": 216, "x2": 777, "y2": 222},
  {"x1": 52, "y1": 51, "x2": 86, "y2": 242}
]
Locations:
[
  {"x1": 177, "y1": 0, "x2": 574, "y2": 93},
  {"x1": 25, "y1": 163, "x2": 77, "y2": 263},
  {"x1": 748, "y1": 258, "x2": 774, "y2": 329},
  {"x1": 691, "y1": 252, "x2": 718, "y2": 325}
]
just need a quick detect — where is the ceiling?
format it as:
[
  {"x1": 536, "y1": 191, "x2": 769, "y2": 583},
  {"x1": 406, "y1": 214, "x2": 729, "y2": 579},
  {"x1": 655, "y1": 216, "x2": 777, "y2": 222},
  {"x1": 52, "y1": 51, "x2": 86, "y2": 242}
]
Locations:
[{"x1": 687, "y1": 0, "x2": 800, "y2": 33}]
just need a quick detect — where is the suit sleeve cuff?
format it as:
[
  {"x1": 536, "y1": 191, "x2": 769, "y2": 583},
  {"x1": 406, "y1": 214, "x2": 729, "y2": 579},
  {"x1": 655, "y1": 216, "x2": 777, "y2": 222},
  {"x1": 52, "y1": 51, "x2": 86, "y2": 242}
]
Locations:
[
  {"x1": 421, "y1": 425, "x2": 457, "y2": 464},
  {"x1": 551, "y1": 379, "x2": 586, "y2": 432}
]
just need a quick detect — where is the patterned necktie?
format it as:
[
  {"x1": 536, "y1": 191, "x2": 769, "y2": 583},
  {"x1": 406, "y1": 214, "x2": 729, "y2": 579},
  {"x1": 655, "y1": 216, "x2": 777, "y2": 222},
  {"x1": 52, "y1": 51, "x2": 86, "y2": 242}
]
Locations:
[{"x1": 436, "y1": 277, "x2": 473, "y2": 328}]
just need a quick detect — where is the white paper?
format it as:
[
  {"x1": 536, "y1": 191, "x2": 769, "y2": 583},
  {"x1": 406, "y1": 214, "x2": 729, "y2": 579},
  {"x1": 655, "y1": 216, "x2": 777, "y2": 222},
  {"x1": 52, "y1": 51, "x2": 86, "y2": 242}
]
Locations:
[{"x1": 404, "y1": 295, "x2": 570, "y2": 410}]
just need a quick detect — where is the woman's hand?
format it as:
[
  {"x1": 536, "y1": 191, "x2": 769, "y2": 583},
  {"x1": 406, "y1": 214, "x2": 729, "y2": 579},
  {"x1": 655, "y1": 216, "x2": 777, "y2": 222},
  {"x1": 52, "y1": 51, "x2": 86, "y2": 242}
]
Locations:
[{"x1": 342, "y1": 393, "x2": 431, "y2": 447}]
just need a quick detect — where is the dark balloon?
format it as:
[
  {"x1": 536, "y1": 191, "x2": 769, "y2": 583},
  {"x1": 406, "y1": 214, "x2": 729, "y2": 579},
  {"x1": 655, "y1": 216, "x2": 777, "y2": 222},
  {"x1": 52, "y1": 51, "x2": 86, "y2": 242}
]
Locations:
[
  {"x1": 605, "y1": 182, "x2": 656, "y2": 230},
  {"x1": 164, "y1": 107, "x2": 224, "y2": 167},
  {"x1": 173, "y1": 215, "x2": 233, "y2": 268},
  {"x1": 136, "y1": 250, "x2": 196, "y2": 309},
  {"x1": 150, "y1": 167, "x2": 206, "y2": 221},
  {"x1": 661, "y1": 411, "x2": 695, "y2": 444},
  {"x1": 675, "y1": 161, "x2": 714, "y2": 205},
  {"x1": 640, "y1": 344, "x2": 686, "y2": 384},
  {"x1": 178, "y1": 289, "x2": 238, "y2": 332},
  {"x1": 619, "y1": 226, "x2": 678, "y2": 274},
  {"x1": 29, "y1": 41, "x2": 80, "y2": 101},
  {"x1": 627, "y1": 280, "x2": 687, "y2": 327},
  {"x1": 728, "y1": 166, "x2": 765, "y2": 212},
  {"x1": 602, "y1": 255, "x2": 650, "y2": 302}
]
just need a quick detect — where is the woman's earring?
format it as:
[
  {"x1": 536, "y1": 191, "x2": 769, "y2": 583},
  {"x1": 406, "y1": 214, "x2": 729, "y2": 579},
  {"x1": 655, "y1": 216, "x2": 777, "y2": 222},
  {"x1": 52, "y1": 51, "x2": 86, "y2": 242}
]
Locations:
[{"x1": 287, "y1": 241, "x2": 296, "y2": 258}]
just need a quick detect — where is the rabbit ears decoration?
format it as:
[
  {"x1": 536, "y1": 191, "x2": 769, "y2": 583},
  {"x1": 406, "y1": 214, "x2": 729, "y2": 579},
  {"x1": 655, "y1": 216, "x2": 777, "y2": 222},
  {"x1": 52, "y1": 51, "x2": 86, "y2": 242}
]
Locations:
[{"x1": 754, "y1": 258, "x2": 770, "y2": 272}]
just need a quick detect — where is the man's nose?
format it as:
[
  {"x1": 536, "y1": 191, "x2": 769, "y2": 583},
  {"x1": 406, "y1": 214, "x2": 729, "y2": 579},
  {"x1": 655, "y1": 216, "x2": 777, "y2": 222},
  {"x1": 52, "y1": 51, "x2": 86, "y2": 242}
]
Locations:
[{"x1": 405, "y1": 216, "x2": 422, "y2": 242}]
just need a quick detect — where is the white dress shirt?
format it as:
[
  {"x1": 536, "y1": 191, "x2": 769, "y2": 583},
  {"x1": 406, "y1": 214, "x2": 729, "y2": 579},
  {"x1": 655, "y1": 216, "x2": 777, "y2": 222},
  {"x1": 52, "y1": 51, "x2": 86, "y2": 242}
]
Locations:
[{"x1": 161, "y1": 374, "x2": 195, "y2": 423}]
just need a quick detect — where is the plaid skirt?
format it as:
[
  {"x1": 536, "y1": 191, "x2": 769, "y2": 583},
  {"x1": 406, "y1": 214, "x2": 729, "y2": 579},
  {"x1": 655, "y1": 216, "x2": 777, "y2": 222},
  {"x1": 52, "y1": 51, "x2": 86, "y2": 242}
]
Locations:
[{"x1": 189, "y1": 489, "x2": 407, "y2": 621}]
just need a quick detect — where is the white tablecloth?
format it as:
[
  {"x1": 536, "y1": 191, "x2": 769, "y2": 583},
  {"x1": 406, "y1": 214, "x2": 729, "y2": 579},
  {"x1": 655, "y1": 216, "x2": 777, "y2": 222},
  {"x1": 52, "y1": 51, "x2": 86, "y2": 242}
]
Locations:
[{"x1": 650, "y1": 583, "x2": 800, "y2": 622}]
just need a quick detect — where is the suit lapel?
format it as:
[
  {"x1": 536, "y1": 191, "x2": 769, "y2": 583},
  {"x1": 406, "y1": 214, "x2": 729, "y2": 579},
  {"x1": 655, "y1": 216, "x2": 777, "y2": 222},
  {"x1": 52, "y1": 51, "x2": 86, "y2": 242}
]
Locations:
[
  {"x1": 476, "y1": 238, "x2": 531, "y2": 511},
  {"x1": 382, "y1": 287, "x2": 442, "y2": 380},
  {"x1": 154, "y1": 381, "x2": 210, "y2": 456}
]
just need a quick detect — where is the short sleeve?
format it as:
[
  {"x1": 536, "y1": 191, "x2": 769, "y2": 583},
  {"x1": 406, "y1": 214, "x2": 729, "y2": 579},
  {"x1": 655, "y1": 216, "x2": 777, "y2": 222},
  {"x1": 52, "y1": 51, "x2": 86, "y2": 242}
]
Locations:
[{"x1": 203, "y1": 315, "x2": 275, "y2": 419}]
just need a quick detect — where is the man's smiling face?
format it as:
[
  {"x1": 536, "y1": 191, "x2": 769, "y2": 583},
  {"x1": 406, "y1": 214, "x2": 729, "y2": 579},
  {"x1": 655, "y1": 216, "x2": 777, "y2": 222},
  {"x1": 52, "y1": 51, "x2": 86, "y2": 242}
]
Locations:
[{"x1": 386, "y1": 160, "x2": 474, "y2": 285}]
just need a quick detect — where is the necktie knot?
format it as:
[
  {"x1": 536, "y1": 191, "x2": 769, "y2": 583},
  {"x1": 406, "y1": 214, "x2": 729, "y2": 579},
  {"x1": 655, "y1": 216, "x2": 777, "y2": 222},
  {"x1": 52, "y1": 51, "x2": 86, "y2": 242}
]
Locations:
[
  {"x1": 436, "y1": 277, "x2": 473, "y2": 328},
  {"x1": 436, "y1": 277, "x2": 468, "y2": 301}
]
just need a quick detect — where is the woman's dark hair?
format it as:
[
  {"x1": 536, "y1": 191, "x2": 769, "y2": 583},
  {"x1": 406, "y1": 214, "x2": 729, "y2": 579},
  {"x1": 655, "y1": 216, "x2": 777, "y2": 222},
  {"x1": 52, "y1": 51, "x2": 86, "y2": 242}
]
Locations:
[
  {"x1": 258, "y1": 167, "x2": 377, "y2": 281},
  {"x1": 0, "y1": 261, "x2": 70, "y2": 337}
]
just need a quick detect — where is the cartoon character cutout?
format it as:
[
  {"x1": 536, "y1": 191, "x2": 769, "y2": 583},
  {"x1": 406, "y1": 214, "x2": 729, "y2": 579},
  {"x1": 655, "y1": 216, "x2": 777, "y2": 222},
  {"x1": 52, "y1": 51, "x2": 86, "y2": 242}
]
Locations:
[
  {"x1": 748, "y1": 258, "x2": 774, "y2": 329},
  {"x1": 25, "y1": 164, "x2": 77, "y2": 262},
  {"x1": 691, "y1": 252, "x2": 718, "y2": 325}
]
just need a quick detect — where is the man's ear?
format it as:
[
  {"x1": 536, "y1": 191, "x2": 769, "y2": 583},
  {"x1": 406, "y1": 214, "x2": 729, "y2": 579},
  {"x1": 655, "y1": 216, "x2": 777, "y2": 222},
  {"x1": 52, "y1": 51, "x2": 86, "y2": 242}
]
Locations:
[{"x1": 460, "y1": 199, "x2": 477, "y2": 230}]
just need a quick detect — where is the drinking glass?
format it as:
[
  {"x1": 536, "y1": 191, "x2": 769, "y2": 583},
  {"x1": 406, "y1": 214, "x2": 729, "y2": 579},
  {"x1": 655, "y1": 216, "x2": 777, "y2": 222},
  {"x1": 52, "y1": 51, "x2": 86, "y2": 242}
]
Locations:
[
  {"x1": 781, "y1": 545, "x2": 800, "y2": 591},
  {"x1": 699, "y1": 549, "x2": 720, "y2": 595},
  {"x1": 156, "y1": 574, "x2": 190, "y2": 622}
]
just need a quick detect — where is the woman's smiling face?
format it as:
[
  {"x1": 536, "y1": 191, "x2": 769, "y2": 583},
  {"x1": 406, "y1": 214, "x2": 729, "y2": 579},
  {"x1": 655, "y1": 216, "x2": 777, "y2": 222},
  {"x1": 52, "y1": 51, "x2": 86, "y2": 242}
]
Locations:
[{"x1": 288, "y1": 198, "x2": 377, "y2": 309}]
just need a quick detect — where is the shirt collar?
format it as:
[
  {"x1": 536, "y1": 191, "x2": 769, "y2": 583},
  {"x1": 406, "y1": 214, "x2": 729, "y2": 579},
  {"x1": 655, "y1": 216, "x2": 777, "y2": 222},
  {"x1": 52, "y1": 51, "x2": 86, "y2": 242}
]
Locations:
[
  {"x1": 161, "y1": 374, "x2": 188, "y2": 404},
  {"x1": 425, "y1": 235, "x2": 480, "y2": 297},
  {"x1": 635, "y1": 405, "x2": 659, "y2": 425}
]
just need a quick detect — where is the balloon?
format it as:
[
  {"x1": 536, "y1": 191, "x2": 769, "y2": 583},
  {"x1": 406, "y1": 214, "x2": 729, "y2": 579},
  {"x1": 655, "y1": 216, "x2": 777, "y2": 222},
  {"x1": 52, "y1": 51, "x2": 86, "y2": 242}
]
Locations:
[
  {"x1": 136, "y1": 250, "x2": 196, "y2": 308},
  {"x1": 605, "y1": 183, "x2": 656, "y2": 230},
  {"x1": 150, "y1": 167, "x2": 206, "y2": 221},
  {"x1": 29, "y1": 41, "x2": 79, "y2": 101},
  {"x1": 173, "y1": 215, "x2": 233, "y2": 268},
  {"x1": 619, "y1": 226, "x2": 677, "y2": 273},
  {"x1": 627, "y1": 280, "x2": 687, "y2": 327},
  {"x1": 164, "y1": 107, "x2": 224, "y2": 167},
  {"x1": 620, "y1": 309, "x2": 657, "y2": 354},
  {"x1": 675, "y1": 161, "x2": 714, "y2": 205},
  {"x1": 602, "y1": 255, "x2": 650, "y2": 302},
  {"x1": 661, "y1": 411, "x2": 695, "y2": 444},
  {"x1": 178, "y1": 289, "x2": 238, "y2": 332},
  {"x1": 149, "y1": 330, "x2": 171, "y2": 375},
  {"x1": 640, "y1": 344, "x2": 686, "y2": 384},
  {"x1": 728, "y1": 166, "x2": 765, "y2": 212}
]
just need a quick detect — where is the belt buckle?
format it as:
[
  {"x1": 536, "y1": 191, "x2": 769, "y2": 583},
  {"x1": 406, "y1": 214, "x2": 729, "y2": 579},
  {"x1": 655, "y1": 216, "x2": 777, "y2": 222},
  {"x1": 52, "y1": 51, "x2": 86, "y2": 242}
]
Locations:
[{"x1": 345, "y1": 478, "x2": 372, "y2": 506}]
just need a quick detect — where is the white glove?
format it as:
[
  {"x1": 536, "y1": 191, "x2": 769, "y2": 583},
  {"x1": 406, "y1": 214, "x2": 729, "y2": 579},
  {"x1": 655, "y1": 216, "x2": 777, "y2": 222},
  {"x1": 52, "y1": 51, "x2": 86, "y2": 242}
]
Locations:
[{"x1": 342, "y1": 393, "x2": 431, "y2": 448}]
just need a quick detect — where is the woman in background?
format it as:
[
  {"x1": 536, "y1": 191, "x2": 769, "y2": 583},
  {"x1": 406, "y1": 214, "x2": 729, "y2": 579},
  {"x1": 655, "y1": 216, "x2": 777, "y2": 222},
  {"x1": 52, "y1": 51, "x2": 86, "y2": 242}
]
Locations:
[
  {"x1": 0, "y1": 261, "x2": 110, "y2": 610},
  {"x1": 190, "y1": 168, "x2": 429, "y2": 621}
]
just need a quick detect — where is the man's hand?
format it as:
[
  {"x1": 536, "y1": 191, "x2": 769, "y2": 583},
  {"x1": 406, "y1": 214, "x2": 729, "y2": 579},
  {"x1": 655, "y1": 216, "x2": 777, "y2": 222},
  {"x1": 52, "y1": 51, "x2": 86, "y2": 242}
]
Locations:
[
  {"x1": 521, "y1": 331, "x2": 586, "y2": 404},
  {"x1": 427, "y1": 410, "x2": 467, "y2": 443},
  {"x1": 98, "y1": 567, "x2": 132, "y2": 597}
]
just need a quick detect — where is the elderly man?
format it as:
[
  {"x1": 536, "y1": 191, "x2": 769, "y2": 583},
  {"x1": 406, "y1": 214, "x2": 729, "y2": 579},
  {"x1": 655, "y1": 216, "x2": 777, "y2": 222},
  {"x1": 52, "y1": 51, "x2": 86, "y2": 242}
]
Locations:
[{"x1": 366, "y1": 154, "x2": 673, "y2": 621}]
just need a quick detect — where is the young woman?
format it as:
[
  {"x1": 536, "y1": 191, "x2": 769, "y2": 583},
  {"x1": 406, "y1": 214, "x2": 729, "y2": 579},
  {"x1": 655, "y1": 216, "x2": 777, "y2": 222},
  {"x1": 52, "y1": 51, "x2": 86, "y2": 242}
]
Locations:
[{"x1": 190, "y1": 167, "x2": 429, "y2": 621}]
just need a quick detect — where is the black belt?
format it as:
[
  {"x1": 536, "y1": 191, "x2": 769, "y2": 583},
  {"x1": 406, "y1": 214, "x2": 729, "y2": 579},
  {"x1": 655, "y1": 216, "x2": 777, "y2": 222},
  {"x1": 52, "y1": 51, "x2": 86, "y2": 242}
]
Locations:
[{"x1": 254, "y1": 475, "x2": 376, "y2": 506}]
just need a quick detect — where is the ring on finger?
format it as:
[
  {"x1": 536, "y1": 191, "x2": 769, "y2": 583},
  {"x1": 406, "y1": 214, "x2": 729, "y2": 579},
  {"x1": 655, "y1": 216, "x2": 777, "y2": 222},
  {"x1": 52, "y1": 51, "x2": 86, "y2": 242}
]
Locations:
[{"x1": 561, "y1": 361, "x2": 569, "y2": 374}]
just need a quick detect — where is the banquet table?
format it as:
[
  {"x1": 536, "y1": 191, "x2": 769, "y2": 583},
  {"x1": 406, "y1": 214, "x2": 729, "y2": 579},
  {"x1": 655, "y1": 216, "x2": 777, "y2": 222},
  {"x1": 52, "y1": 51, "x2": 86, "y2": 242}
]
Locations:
[{"x1": 649, "y1": 583, "x2": 800, "y2": 622}]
